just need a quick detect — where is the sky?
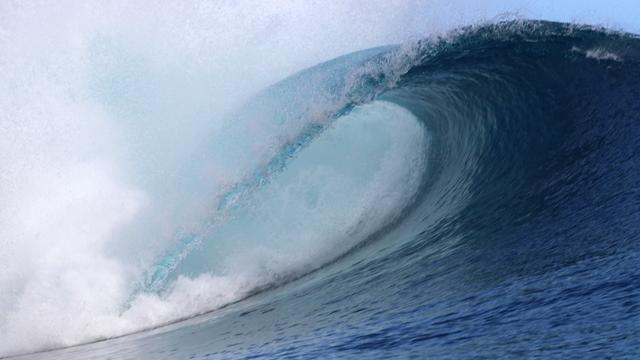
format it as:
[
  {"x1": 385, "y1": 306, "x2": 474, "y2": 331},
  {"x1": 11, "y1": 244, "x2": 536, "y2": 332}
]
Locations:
[
  {"x1": 486, "y1": 0, "x2": 640, "y2": 32},
  {"x1": 366, "y1": 0, "x2": 640, "y2": 50}
]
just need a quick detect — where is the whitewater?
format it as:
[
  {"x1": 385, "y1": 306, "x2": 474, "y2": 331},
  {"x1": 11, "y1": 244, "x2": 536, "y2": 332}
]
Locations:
[{"x1": 2, "y1": 1, "x2": 640, "y2": 359}]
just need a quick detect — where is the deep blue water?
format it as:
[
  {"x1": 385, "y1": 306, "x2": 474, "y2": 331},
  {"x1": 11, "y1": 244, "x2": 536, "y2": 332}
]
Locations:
[{"x1": 10, "y1": 20, "x2": 640, "y2": 359}]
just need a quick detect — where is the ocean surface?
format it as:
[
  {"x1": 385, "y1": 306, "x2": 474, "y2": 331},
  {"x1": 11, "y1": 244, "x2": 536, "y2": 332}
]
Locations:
[{"x1": 3, "y1": 19, "x2": 640, "y2": 359}]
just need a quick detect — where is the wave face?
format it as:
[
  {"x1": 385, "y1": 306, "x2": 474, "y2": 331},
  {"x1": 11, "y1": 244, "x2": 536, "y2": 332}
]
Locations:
[{"x1": 5, "y1": 19, "x2": 640, "y2": 359}]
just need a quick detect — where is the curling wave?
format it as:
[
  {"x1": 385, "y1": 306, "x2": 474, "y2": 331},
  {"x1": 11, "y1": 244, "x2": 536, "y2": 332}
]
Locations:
[{"x1": 5, "y1": 20, "x2": 640, "y2": 358}]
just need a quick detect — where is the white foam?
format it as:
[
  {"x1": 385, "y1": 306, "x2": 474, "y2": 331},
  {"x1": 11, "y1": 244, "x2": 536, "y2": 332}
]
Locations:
[
  {"x1": 585, "y1": 48, "x2": 622, "y2": 61},
  {"x1": 0, "y1": 1, "x2": 438, "y2": 356},
  {"x1": 571, "y1": 46, "x2": 623, "y2": 62}
]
